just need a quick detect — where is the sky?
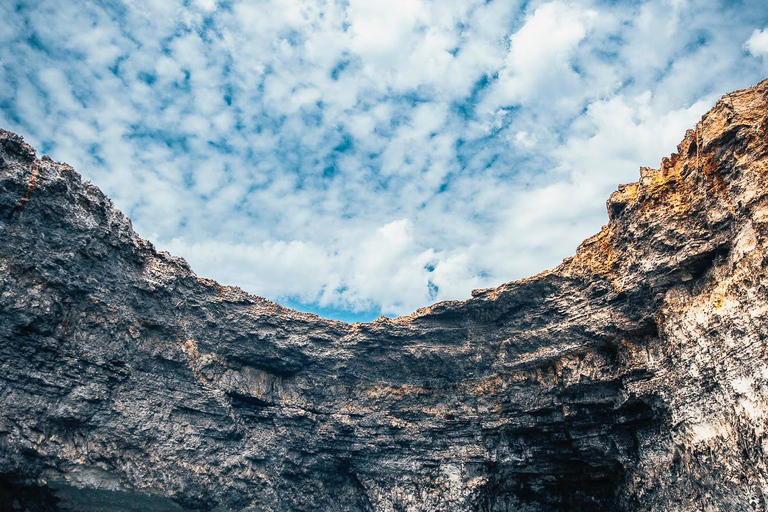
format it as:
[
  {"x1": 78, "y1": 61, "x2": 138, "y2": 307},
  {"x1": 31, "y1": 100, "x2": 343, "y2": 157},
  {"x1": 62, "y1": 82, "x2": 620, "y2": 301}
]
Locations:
[{"x1": 1, "y1": 0, "x2": 768, "y2": 322}]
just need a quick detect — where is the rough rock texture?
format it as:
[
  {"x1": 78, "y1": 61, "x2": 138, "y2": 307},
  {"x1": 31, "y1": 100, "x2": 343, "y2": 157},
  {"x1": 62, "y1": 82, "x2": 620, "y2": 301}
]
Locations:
[{"x1": 2, "y1": 80, "x2": 768, "y2": 512}]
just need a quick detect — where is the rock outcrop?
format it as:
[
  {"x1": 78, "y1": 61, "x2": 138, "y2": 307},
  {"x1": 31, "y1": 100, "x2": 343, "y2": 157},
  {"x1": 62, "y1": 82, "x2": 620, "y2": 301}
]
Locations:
[{"x1": 1, "y1": 80, "x2": 768, "y2": 512}]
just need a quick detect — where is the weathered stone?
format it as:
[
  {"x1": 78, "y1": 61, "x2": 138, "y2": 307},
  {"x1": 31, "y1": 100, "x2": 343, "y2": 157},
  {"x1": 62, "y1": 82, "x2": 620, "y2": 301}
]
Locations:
[{"x1": 1, "y1": 79, "x2": 768, "y2": 511}]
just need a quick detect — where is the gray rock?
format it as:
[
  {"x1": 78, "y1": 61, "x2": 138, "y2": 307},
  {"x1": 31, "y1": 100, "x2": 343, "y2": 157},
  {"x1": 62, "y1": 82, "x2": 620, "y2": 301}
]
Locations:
[{"x1": 1, "y1": 79, "x2": 768, "y2": 511}]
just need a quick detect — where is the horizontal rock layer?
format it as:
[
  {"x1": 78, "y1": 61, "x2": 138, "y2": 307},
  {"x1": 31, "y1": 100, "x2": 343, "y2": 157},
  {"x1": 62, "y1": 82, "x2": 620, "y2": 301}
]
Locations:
[{"x1": 1, "y1": 80, "x2": 768, "y2": 511}]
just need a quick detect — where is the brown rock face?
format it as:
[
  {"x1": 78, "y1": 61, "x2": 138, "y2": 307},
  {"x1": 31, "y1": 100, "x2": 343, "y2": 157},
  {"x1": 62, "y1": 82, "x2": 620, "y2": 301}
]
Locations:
[{"x1": 1, "y1": 80, "x2": 768, "y2": 511}]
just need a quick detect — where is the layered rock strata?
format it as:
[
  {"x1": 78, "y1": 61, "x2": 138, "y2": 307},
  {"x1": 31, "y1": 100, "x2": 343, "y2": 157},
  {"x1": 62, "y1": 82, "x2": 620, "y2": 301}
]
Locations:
[{"x1": 1, "y1": 80, "x2": 768, "y2": 511}]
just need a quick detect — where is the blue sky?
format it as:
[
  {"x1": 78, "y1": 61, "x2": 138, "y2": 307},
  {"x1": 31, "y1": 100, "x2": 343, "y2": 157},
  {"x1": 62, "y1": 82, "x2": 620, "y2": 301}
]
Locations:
[{"x1": 2, "y1": 0, "x2": 768, "y2": 322}]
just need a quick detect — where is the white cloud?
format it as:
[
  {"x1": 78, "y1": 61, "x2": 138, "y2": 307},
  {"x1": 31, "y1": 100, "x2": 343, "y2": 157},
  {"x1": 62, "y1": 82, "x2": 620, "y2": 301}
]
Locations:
[
  {"x1": 1, "y1": 0, "x2": 768, "y2": 319},
  {"x1": 484, "y1": 2, "x2": 597, "y2": 109},
  {"x1": 556, "y1": 91, "x2": 715, "y2": 186},
  {"x1": 347, "y1": 0, "x2": 425, "y2": 59},
  {"x1": 194, "y1": 0, "x2": 218, "y2": 12},
  {"x1": 746, "y1": 28, "x2": 768, "y2": 57}
]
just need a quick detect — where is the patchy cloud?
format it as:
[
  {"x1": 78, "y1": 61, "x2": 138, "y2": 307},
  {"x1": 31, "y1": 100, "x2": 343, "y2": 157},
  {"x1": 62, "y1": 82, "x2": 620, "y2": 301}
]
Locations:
[
  {"x1": 1, "y1": 0, "x2": 768, "y2": 320},
  {"x1": 746, "y1": 28, "x2": 768, "y2": 57}
]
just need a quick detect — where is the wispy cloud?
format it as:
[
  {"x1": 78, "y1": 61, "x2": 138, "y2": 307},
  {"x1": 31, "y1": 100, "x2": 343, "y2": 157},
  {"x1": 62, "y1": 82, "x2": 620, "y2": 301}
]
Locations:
[{"x1": 1, "y1": 0, "x2": 767, "y2": 320}]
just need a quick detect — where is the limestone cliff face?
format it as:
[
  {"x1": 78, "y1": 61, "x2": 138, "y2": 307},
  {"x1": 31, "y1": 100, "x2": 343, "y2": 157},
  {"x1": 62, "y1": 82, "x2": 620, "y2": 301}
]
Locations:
[{"x1": 1, "y1": 80, "x2": 768, "y2": 512}]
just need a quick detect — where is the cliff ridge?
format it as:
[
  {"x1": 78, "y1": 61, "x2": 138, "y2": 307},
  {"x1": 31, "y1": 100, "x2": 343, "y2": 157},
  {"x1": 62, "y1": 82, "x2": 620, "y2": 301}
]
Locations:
[{"x1": 1, "y1": 80, "x2": 768, "y2": 511}]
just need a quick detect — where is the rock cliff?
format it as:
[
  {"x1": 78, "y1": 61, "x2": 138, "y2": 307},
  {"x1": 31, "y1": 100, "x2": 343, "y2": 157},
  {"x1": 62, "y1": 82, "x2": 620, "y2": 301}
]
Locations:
[{"x1": 1, "y1": 80, "x2": 768, "y2": 511}]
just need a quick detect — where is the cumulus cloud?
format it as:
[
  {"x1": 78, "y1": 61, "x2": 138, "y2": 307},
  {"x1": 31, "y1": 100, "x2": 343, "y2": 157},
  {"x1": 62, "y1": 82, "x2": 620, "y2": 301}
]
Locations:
[
  {"x1": 746, "y1": 28, "x2": 768, "y2": 57},
  {"x1": 482, "y1": 2, "x2": 597, "y2": 111},
  {"x1": 1, "y1": 0, "x2": 768, "y2": 320}
]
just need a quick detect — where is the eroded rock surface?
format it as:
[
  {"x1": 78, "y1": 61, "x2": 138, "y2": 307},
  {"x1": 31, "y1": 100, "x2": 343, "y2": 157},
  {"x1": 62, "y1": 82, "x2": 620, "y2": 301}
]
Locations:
[{"x1": 1, "y1": 80, "x2": 768, "y2": 511}]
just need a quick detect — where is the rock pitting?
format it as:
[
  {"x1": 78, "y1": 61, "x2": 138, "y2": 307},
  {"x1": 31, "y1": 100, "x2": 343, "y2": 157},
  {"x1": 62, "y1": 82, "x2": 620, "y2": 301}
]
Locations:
[{"x1": 2, "y1": 80, "x2": 768, "y2": 511}]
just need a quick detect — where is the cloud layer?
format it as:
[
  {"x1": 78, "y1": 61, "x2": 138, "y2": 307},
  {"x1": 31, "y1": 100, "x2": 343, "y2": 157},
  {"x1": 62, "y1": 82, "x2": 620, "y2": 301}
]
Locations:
[{"x1": 2, "y1": 0, "x2": 767, "y2": 320}]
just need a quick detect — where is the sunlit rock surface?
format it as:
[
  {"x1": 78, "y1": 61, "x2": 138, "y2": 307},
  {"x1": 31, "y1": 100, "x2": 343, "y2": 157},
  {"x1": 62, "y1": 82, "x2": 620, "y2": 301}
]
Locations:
[{"x1": 1, "y1": 80, "x2": 768, "y2": 511}]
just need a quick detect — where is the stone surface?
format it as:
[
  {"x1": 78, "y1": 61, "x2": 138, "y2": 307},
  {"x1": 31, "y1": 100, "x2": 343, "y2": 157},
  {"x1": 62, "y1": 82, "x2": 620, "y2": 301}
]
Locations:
[{"x1": 1, "y1": 79, "x2": 768, "y2": 511}]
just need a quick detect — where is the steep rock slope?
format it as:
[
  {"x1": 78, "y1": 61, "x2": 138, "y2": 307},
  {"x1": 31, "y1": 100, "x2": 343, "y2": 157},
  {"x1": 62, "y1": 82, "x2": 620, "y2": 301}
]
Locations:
[{"x1": 1, "y1": 80, "x2": 767, "y2": 511}]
